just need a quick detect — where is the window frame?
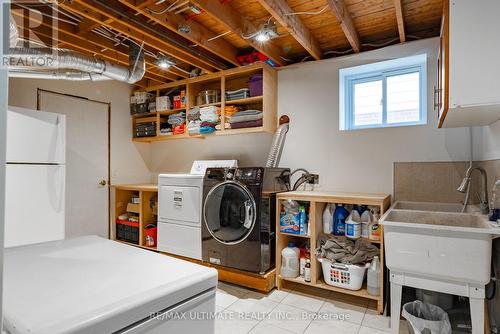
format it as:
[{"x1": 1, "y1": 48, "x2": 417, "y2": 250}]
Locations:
[{"x1": 340, "y1": 55, "x2": 427, "y2": 131}]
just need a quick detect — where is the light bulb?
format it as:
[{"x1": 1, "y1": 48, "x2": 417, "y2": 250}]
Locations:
[{"x1": 255, "y1": 32, "x2": 270, "y2": 42}]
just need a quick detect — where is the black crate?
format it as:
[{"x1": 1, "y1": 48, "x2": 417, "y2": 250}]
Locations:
[{"x1": 116, "y1": 219, "x2": 139, "y2": 244}]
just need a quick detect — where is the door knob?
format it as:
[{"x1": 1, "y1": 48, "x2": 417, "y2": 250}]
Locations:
[{"x1": 99, "y1": 179, "x2": 107, "y2": 186}]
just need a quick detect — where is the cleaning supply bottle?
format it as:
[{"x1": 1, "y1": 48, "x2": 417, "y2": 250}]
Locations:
[
  {"x1": 304, "y1": 259, "x2": 311, "y2": 282},
  {"x1": 281, "y1": 242, "x2": 300, "y2": 278},
  {"x1": 361, "y1": 208, "x2": 372, "y2": 239},
  {"x1": 333, "y1": 204, "x2": 349, "y2": 236},
  {"x1": 323, "y1": 203, "x2": 334, "y2": 234},
  {"x1": 345, "y1": 213, "x2": 361, "y2": 239},
  {"x1": 490, "y1": 179, "x2": 500, "y2": 221},
  {"x1": 367, "y1": 256, "x2": 380, "y2": 296},
  {"x1": 299, "y1": 205, "x2": 308, "y2": 235},
  {"x1": 369, "y1": 209, "x2": 381, "y2": 241}
]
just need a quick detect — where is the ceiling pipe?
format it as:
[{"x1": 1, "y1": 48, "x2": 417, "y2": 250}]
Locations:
[
  {"x1": 7, "y1": 14, "x2": 145, "y2": 83},
  {"x1": 8, "y1": 70, "x2": 111, "y2": 81}
]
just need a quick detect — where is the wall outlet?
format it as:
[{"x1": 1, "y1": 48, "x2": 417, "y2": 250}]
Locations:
[{"x1": 308, "y1": 174, "x2": 319, "y2": 184}]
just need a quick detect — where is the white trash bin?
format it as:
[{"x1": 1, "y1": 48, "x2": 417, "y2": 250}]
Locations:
[{"x1": 402, "y1": 300, "x2": 452, "y2": 334}]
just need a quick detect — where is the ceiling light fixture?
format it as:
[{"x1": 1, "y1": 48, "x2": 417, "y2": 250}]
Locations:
[
  {"x1": 156, "y1": 55, "x2": 174, "y2": 69},
  {"x1": 246, "y1": 21, "x2": 278, "y2": 43}
]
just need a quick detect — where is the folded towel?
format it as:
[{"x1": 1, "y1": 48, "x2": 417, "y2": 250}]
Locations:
[
  {"x1": 229, "y1": 119, "x2": 263, "y2": 129},
  {"x1": 229, "y1": 113, "x2": 263, "y2": 123},
  {"x1": 200, "y1": 126, "x2": 216, "y2": 134}
]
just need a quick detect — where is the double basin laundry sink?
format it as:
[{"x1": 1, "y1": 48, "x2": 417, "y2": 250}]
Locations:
[{"x1": 381, "y1": 201, "x2": 500, "y2": 285}]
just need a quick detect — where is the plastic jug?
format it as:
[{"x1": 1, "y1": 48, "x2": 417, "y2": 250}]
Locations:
[
  {"x1": 360, "y1": 208, "x2": 372, "y2": 238},
  {"x1": 345, "y1": 214, "x2": 361, "y2": 239},
  {"x1": 333, "y1": 204, "x2": 349, "y2": 236},
  {"x1": 281, "y1": 242, "x2": 300, "y2": 278},
  {"x1": 323, "y1": 203, "x2": 334, "y2": 234},
  {"x1": 490, "y1": 179, "x2": 500, "y2": 221},
  {"x1": 367, "y1": 256, "x2": 380, "y2": 296}
]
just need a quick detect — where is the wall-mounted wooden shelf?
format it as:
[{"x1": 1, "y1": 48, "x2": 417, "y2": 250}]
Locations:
[
  {"x1": 131, "y1": 63, "x2": 277, "y2": 142},
  {"x1": 276, "y1": 191, "x2": 391, "y2": 314}
]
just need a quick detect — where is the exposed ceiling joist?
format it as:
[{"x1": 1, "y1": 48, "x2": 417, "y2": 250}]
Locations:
[
  {"x1": 12, "y1": 8, "x2": 180, "y2": 81},
  {"x1": 326, "y1": 0, "x2": 361, "y2": 53},
  {"x1": 393, "y1": 0, "x2": 406, "y2": 43},
  {"x1": 120, "y1": 0, "x2": 240, "y2": 66},
  {"x1": 190, "y1": 0, "x2": 285, "y2": 66},
  {"x1": 59, "y1": 0, "x2": 221, "y2": 72},
  {"x1": 256, "y1": 0, "x2": 322, "y2": 60}
]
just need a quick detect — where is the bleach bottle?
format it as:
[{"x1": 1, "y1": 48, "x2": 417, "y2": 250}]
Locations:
[{"x1": 333, "y1": 204, "x2": 349, "y2": 236}]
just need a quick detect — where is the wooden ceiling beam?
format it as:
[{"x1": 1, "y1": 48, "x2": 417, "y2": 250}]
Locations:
[
  {"x1": 393, "y1": 0, "x2": 406, "y2": 43},
  {"x1": 256, "y1": 0, "x2": 322, "y2": 60},
  {"x1": 58, "y1": 0, "x2": 220, "y2": 72},
  {"x1": 190, "y1": 0, "x2": 285, "y2": 66},
  {"x1": 120, "y1": 0, "x2": 240, "y2": 66},
  {"x1": 326, "y1": 0, "x2": 361, "y2": 53}
]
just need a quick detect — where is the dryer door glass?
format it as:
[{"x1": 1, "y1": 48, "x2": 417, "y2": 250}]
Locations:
[{"x1": 204, "y1": 181, "x2": 256, "y2": 244}]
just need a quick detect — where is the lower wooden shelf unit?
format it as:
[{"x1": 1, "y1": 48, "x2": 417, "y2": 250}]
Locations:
[{"x1": 276, "y1": 191, "x2": 391, "y2": 314}]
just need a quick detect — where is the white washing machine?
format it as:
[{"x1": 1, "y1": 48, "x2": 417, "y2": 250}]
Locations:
[{"x1": 158, "y1": 160, "x2": 237, "y2": 260}]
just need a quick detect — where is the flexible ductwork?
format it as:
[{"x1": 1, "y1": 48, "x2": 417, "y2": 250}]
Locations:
[
  {"x1": 8, "y1": 14, "x2": 145, "y2": 83},
  {"x1": 9, "y1": 14, "x2": 18, "y2": 47},
  {"x1": 266, "y1": 115, "x2": 290, "y2": 168},
  {"x1": 8, "y1": 70, "x2": 110, "y2": 81}
]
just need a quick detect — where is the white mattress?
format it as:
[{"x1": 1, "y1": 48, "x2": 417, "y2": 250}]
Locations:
[{"x1": 3, "y1": 236, "x2": 217, "y2": 334}]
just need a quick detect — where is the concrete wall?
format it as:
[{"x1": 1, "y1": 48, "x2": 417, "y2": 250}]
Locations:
[
  {"x1": 147, "y1": 38, "x2": 475, "y2": 194},
  {"x1": 8, "y1": 78, "x2": 152, "y2": 185},
  {"x1": 275, "y1": 38, "x2": 474, "y2": 194}
]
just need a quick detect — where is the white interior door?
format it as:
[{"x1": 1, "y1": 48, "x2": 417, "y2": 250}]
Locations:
[{"x1": 38, "y1": 90, "x2": 109, "y2": 239}]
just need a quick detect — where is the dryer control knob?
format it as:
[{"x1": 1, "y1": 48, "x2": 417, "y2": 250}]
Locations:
[{"x1": 226, "y1": 172, "x2": 233, "y2": 179}]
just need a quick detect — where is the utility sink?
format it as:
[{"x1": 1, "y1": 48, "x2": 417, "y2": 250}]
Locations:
[
  {"x1": 392, "y1": 200, "x2": 480, "y2": 213},
  {"x1": 381, "y1": 202, "x2": 500, "y2": 285}
]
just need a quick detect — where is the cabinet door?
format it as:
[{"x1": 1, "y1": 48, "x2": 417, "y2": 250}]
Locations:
[{"x1": 437, "y1": 0, "x2": 449, "y2": 128}]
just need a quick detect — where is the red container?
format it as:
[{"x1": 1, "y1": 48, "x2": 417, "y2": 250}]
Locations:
[
  {"x1": 248, "y1": 74, "x2": 263, "y2": 97},
  {"x1": 144, "y1": 224, "x2": 157, "y2": 247},
  {"x1": 116, "y1": 219, "x2": 139, "y2": 244}
]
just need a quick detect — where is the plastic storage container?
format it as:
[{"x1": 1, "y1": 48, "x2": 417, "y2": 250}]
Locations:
[
  {"x1": 116, "y1": 219, "x2": 139, "y2": 244},
  {"x1": 281, "y1": 242, "x2": 300, "y2": 278},
  {"x1": 144, "y1": 224, "x2": 157, "y2": 247},
  {"x1": 248, "y1": 74, "x2": 263, "y2": 97},
  {"x1": 319, "y1": 257, "x2": 368, "y2": 290}
]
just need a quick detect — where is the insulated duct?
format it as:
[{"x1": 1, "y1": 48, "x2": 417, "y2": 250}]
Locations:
[
  {"x1": 266, "y1": 115, "x2": 290, "y2": 168},
  {"x1": 7, "y1": 14, "x2": 146, "y2": 83},
  {"x1": 8, "y1": 70, "x2": 110, "y2": 81},
  {"x1": 9, "y1": 13, "x2": 18, "y2": 47}
]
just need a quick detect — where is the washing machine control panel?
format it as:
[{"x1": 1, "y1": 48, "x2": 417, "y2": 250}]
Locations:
[{"x1": 206, "y1": 167, "x2": 263, "y2": 183}]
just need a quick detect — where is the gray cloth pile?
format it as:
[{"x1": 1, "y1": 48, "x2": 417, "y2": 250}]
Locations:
[{"x1": 316, "y1": 236, "x2": 379, "y2": 264}]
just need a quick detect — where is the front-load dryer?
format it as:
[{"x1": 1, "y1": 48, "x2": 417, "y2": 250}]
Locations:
[{"x1": 202, "y1": 167, "x2": 289, "y2": 273}]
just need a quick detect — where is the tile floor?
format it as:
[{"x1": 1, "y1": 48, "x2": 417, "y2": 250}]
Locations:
[{"x1": 214, "y1": 282, "x2": 410, "y2": 334}]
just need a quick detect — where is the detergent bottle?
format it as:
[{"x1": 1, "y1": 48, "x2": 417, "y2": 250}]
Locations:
[{"x1": 333, "y1": 204, "x2": 349, "y2": 236}]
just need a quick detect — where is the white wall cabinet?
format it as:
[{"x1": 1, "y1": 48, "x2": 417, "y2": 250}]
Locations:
[{"x1": 437, "y1": 0, "x2": 500, "y2": 128}]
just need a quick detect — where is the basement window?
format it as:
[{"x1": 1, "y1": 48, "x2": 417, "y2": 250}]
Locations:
[{"x1": 339, "y1": 54, "x2": 427, "y2": 130}]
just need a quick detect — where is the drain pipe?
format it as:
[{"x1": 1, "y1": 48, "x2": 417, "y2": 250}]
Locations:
[{"x1": 266, "y1": 115, "x2": 290, "y2": 168}]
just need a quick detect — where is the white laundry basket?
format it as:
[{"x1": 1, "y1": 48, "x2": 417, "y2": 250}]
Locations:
[{"x1": 319, "y1": 258, "x2": 368, "y2": 290}]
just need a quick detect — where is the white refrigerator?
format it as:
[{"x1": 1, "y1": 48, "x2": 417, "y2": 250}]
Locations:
[{"x1": 5, "y1": 106, "x2": 66, "y2": 248}]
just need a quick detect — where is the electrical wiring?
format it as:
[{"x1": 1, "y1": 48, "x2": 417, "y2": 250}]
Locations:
[
  {"x1": 146, "y1": 0, "x2": 181, "y2": 15},
  {"x1": 284, "y1": 5, "x2": 329, "y2": 16}
]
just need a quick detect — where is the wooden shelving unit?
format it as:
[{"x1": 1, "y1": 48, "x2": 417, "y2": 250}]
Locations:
[
  {"x1": 112, "y1": 184, "x2": 158, "y2": 249},
  {"x1": 131, "y1": 62, "x2": 277, "y2": 142},
  {"x1": 276, "y1": 191, "x2": 391, "y2": 314}
]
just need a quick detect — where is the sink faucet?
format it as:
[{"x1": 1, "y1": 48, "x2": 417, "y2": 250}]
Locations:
[{"x1": 457, "y1": 166, "x2": 489, "y2": 214}]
